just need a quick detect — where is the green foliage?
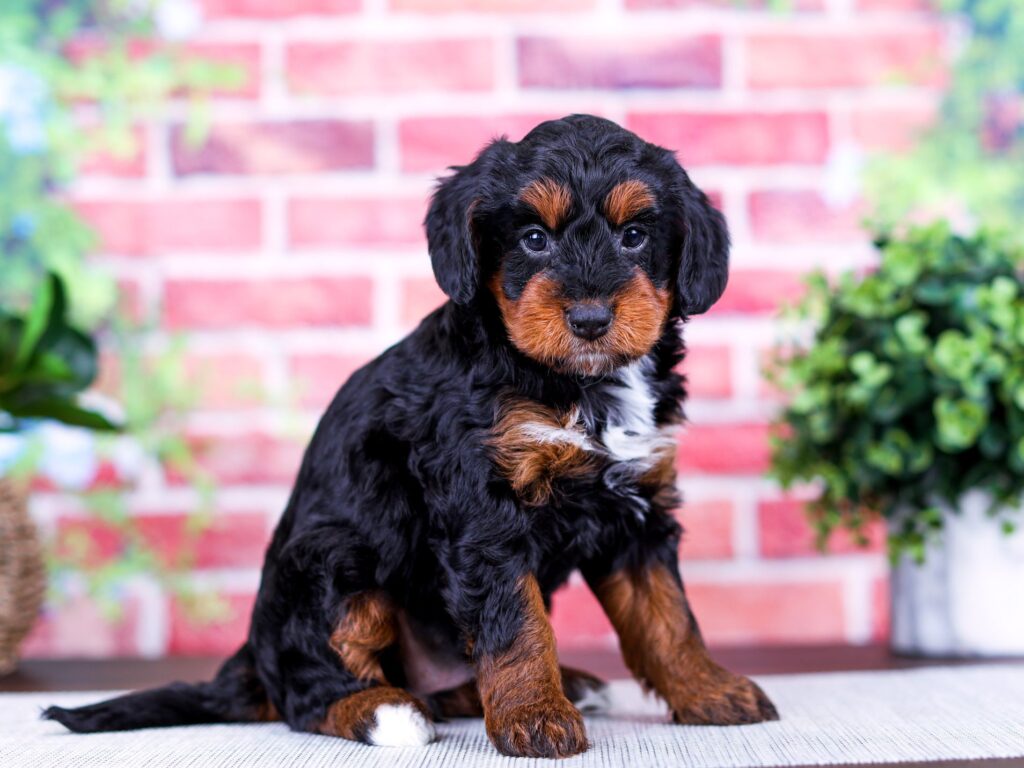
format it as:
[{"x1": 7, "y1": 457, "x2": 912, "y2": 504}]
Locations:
[
  {"x1": 0, "y1": 0, "x2": 241, "y2": 322},
  {"x1": 768, "y1": 224, "x2": 1024, "y2": 562},
  {"x1": 867, "y1": 0, "x2": 1024, "y2": 234},
  {"x1": 0, "y1": 2, "x2": 240, "y2": 618},
  {"x1": 0, "y1": 272, "x2": 119, "y2": 432}
]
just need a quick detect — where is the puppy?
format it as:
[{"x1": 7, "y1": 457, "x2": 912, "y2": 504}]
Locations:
[{"x1": 45, "y1": 115, "x2": 778, "y2": 758}]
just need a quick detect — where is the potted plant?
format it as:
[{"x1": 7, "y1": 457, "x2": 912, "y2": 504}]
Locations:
[
  {"x1": 0, "y1": 272, "x2": 118, "y2": 673},
  {"x1": 768, "y1": 222, "x2": 1024, "y2": 656}
]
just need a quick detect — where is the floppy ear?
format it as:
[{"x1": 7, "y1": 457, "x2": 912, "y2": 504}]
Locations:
[
  {"x1": 669, "y1": 161, "x2": 730, "y2": 316},
  {"x1": 426, "y1": 140, "x2": 511, "y2": 305}
]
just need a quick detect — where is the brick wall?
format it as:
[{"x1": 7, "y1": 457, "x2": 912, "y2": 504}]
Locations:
[{"x1": 24, "y1": 0, "x2": 947, "y2": 659}]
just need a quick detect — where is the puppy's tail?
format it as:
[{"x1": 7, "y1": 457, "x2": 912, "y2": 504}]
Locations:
[{"x1": 43, "y1": 644, "x2": 275, "y2": 733}]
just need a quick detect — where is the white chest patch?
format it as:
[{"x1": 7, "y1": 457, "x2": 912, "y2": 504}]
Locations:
[{"x1": 600, "y1": 360, "x2": 677, "y2": 467}]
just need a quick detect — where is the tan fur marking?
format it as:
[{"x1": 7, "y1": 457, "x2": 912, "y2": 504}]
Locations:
[
  {"x1": 490, "y1": 272, "x2": 577, "y2": 370},
  {"x1": 330, "y1": 591, "x2": 396, "y2": 684},
  {"x1": 593, "y1": 563, "x2": 778, "y2": 725},
  {"x1": 520, "y1": 178, "x2": 572, "y2": 230},
  {"x1": 487, "y1": 396, "x2": 597, "y2": 505},
  {"x1": 490, "y1": 268, "x2": 670, "y2": 378},
  {"x1": 604, "y1": 180, "x2": 655, "y2": 226},
  {"x1": 606, "y1": 271, "x2": 672, "y2": 361},
  {"x1": 476, "y1": 575, "x2": 587, "y2": 758},
  {"x1": 639, "y1": 440, "x2": 678, "y2": 490},
  {"x1": 320, "y1": 687, "x2": 430, "y2": 739}
]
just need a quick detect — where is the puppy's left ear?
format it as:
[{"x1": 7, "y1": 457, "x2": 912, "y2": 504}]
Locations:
[
  {"x1": 668, "y1": 159, "x2": 730, "y2": 316},
  {"x1": 426, "y1": 139, "x2": 512, "y2": 305}
]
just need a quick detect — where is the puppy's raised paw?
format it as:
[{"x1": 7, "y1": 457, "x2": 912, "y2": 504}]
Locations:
[
  {"x1": 487, "y1": 694, "x2": 588, "y2": 758},
  {"x1": 670, "y1": 667, "x2": 779, "y2": 726}
]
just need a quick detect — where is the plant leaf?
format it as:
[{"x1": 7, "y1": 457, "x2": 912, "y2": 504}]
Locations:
[{"x1": 12, "y1": 273, "x2": 55, "y2": 372}]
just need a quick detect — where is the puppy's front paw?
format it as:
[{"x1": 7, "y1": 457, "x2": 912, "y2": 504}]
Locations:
[
  {"x1": 486, "y1": 694, "x2": 588, "y2": 758},
  {"x1": 670, "y1": 667, "x2": 779, "y2": 726}
]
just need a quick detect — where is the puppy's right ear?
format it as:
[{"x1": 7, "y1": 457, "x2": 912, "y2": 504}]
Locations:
[{"x1": 426, "y1": 139, "x2": 512, "y2": 305}]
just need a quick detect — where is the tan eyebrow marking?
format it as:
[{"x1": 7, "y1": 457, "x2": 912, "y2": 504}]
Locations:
[
  {"x1": 604, "y1": 180, "x2": 655, "y2": 226},
  {"x1": 519, "y1": 178, "x2": 572, "y2": 230}
]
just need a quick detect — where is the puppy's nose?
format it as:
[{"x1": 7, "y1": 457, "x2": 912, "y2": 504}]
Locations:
[{"x1": 566, "y1": 303, "x2": 613, "y2": 340}]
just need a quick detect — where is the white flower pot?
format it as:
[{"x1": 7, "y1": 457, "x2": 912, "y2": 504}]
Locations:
[{"x1": 890, "y1": 491, "x2": 1024, "y2": 656}]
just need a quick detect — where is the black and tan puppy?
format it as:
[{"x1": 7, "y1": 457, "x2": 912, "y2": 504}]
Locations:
[{"x1": 45, "y1": 114, "x2": 778, "y2": 758}]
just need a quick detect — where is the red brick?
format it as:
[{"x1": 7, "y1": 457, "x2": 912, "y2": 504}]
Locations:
[
  {"x1": 75, "y1": 198, "x2": 261, "y2": 256},
  {"x1": 288, "y1": 353, "x2": 373, "y2": 407},
  {"x1": 709, "y1": 269, "x2": 807, "y2": 315},
  {"x1": 287, "y1": 39, "x2": 495, "y2": 96},
  {"x1": 688, "y1": 580, "x2": 846, "y2": 644},
  {"x1": 400, "y1": 277, "x2": 447, "y2": 328},
  {"x1": 164, "y1": 277, "x2": 373, "y2": 329},
  {"x1": 99, "y1": 350, "x2": 262, "y2": 410},
  {"x1": 856, "y1": 0, "x2": 930, "y2": 10},
  {"x1": 79, "y1": 126, "x2": 147, "y2": 177},
  {"x1": 21, "y1": 595, "x2": 143, "y2": 658},
  {"x1": 172, "y1": 121, "x2": 374, "y2": 175},
  {"x1": 748, "y1": 190, "x2": 864, "y2": 243},
  {"x1": 676, "y1": 423, "x2": 771, "y2": 475},
  {"x1": 64, "y1": 41, "x2": 261, "y2": 100},
  {"x1": 851, "y1": 105, "x2": 938, "y2": 152},
  {"x1": 56, "y1": 512, "x2": 270, "y2": 570},
  {"x1": 288, "y1": 196, "x2": 426, "y2": 249},
  {"x1": 394, "y1": 0, "x2": 592, "y2": 9},
  {"x1": 680, "y1": 345, "x2": 731, "y2": 399},
  {"x1": 169, "y1": 592, "x2": 255, "y2": 656},
  {"x1": 628, "y1": 0, "x2": 823, "y2": 8},
  {"x1": 758, "y1": 345, "x2": 788, "y2": 401},
  {"x1": 758, "y1": 498, "x2": 886, "y2": 558},
  {"x1": 746, "y1": 31, "x2": 945, "y2": 89},
  {"x1": 518, "y1": 36, "x2": 721, "y2": 90},
  {"x1": 185, "y1": 432, "x2": 305, "y2": 485},
  {"x1": 678, "y1": 500, "x2": 734, "y2": 560},
  {"x1": 116, "y1": 278, "x2": 147, "y2": 324},
  {"x1": 184, "y1": 353, "x2": 266, "y2": 409},
  {"x1": 550, "y1": 580, "x2": 615, "y2": 648},
  {"x1": 399, "y1": 113, "x2": 562, "y2": 172},
  {"x1": 871, "y1": 577, "x2": 891, "y2": 642},
  {"x1": 188, "y1": 43, "x2": 263, "y2": 99},
  {"x1": 628, "y1": 112, "x2": 829, "y2": 166},
  {"x1": 201, "y1": 0, "x2": 360, "y2": 17}
]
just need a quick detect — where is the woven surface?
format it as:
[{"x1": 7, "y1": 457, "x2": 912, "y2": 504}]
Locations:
[
  {"x1": 3, "y1": 665, "x2": 1023, "y2": 767},
  {"x1": 0, "y1": 478, "x2": 46, "y2": 675}
]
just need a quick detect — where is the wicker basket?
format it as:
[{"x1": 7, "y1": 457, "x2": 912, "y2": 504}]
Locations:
[{"x1": 0, "y1": 478, "x2": 46, "y2": 675}]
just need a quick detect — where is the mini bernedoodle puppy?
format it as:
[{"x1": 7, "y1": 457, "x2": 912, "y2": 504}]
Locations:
[{"x1": 46, "y1": 115, "x2": 779, "y2": 758}]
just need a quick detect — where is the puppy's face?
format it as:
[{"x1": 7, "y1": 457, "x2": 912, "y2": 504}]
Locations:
[{"x1": 426, "y1": 115, "x2": 729, "y2": 377}]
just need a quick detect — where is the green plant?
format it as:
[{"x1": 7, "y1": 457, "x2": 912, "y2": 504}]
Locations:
[
  {"x1": 768, "y1": 223, "x2": 1024, "y2": 562},
  {"x1": 1, "y1": 2, "x2": 242, "y2": 621},
  {"x1": 1, "y1": 1, "x2": 240, "y2": 321},
  {"x1": 0, "y1": 272, "x2": 118, "y2": 433},
  {"x1": 867, "y1": 0, "x2": 1024, "y2": 235}
]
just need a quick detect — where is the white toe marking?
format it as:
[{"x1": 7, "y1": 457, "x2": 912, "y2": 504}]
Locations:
[
  {"x1": 367, "y1": 703, "x2": 435, "y2": 747},
  {"x1": 574, "y1": 685, "x2": 611, "y2": 714}
]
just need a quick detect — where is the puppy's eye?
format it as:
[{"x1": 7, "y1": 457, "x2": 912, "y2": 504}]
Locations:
[
  {"x1": 522, "y1": 229, "x2": 548, "y2": 252},
  {"x1": 622, "y1": 226, "x2": 647, "y2": 249}
]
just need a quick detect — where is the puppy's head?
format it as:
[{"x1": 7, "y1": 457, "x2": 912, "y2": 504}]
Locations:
[{"x1": 426, "y1": 114, "x2": 728, "y2": 377}]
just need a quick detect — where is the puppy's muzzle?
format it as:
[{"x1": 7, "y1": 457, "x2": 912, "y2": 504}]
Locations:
[{"x1": 565, "y1": 303, "x2": 613, "y2": 341}]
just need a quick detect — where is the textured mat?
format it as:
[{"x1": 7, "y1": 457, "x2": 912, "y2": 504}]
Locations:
[{"x1": 2, "y1": 665, "x2": 1023, "y2": 767}]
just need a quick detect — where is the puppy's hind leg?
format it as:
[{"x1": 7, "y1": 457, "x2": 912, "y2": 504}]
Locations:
[
  {"x1": 253, "y1": 547, "x2": 435, "y2": 748},
  {"x1": 322, "y1": 591, "x2": 435, "y2": 747},
  {"x1": 321, "y1": 687, "x2": 434, "y2": 747}
]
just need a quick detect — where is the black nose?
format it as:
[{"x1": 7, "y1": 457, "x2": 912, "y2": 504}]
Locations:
[{"x1": 566, "y1": 303, "x2": 613, "y2": 340}]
